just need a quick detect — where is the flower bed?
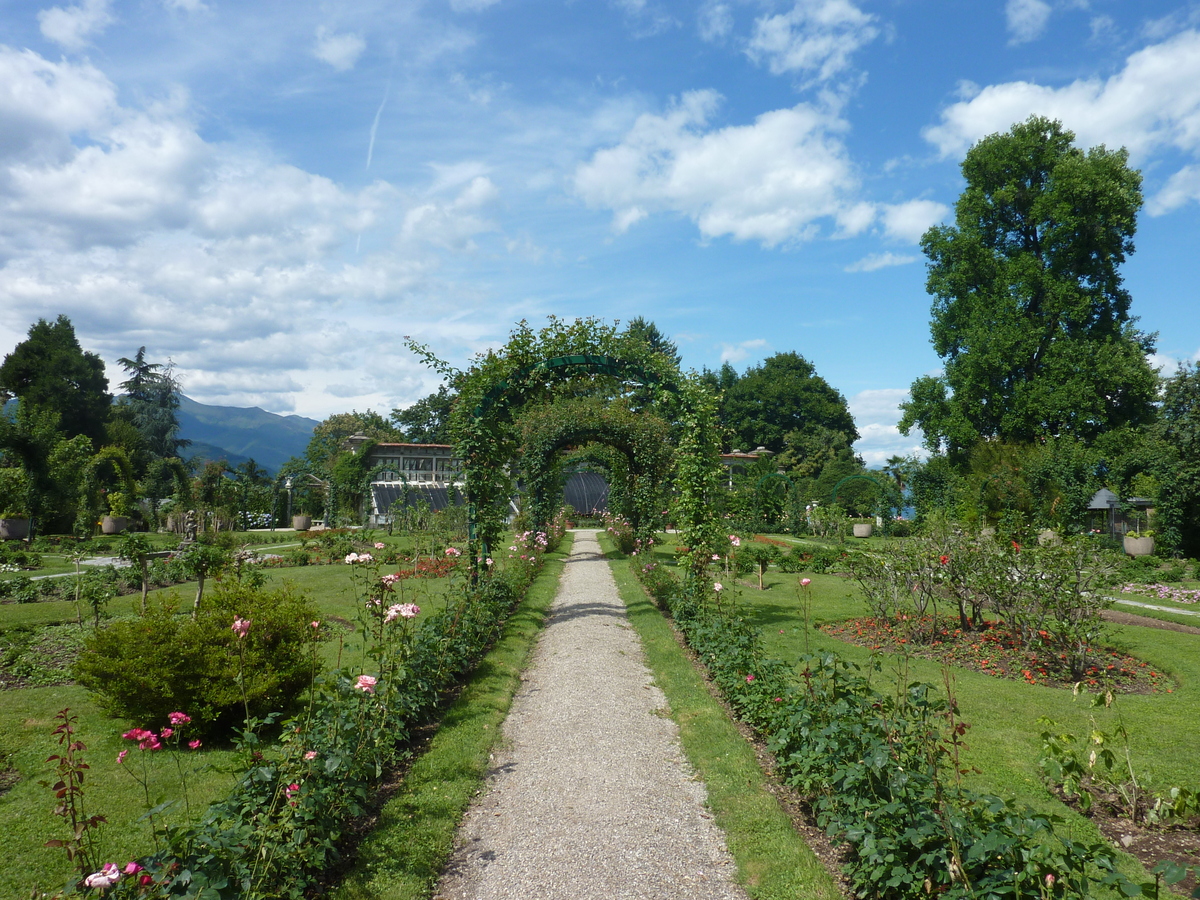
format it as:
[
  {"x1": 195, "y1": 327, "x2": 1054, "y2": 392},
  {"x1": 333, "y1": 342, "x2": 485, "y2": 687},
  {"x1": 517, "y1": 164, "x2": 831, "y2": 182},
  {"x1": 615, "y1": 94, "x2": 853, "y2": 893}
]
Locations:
[{"x1": 820, "y1": 616, "x2": 1172, "y2": 693}]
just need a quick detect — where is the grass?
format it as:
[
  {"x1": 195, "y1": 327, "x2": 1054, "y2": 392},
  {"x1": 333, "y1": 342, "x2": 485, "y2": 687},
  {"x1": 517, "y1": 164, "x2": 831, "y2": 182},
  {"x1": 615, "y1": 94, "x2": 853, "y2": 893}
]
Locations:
[
  {"x1": 0, "y1": 535, "x2": 470, "y2": 896},
  {"x1": 601, "y1": 533, "x2": 843, "y2": 900},
  {"x1": 645, "y1": 533, "x2": 1200, "y2": 880},
  {"x1": 331, "y1": 535, "x2": 572, "y2": 900}
]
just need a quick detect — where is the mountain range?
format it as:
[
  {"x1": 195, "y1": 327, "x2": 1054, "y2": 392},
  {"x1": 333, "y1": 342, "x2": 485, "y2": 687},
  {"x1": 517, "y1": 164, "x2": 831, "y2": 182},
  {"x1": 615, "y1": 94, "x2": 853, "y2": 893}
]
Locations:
[{"x1": 177, "y1": 395, "x2": 318, "y2": 473}]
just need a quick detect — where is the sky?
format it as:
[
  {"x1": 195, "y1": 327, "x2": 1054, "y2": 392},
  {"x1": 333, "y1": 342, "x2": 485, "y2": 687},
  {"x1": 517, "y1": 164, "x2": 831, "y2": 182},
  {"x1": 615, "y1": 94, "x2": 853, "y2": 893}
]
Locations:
[{"x1": 1, "y1": 0, "x2": 1199, "y2": 466}]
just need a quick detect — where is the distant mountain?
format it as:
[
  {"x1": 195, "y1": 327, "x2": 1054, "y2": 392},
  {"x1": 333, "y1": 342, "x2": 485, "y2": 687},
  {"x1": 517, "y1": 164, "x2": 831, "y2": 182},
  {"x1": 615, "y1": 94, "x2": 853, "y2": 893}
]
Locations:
[{"x1": 176, "y1": 395, "x2": 318, "y2": 474}]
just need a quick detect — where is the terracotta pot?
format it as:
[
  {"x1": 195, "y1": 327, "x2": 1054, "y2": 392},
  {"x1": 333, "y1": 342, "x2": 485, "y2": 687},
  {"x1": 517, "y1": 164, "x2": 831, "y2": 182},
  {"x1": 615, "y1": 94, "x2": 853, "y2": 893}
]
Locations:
[
  {"x1": 852, "y1": 523, "x2": 873, "y2": 538},
  {"x1": 0, "y1": 517, "x2": 30, "y2": 541},
  {"x1": 101, "y1": 515, "x2": 130, "y2": 535},
  {"x1": 1124, "y1": 535, "x2": 1154, "y2": 557},
  {"x1": 292, "y1": 515, "x2": 312, "y2": 531}
]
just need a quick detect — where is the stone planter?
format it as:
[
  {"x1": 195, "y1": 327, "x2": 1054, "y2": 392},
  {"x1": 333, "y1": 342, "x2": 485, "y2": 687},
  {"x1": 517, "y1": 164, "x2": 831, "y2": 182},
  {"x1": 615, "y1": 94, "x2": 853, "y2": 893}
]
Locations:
[
  {"x1": 292, "y1": 515, "x2": 312, "y2": 531},
  {"x1": 852, "y1": 523, "x2": 874, "y2": 538},
  {"x1": 0, "y1": 517, "x2": 30, "y2": 541},
  {"x1": 980, "y1": 526, "x2": 997, "y2": 539},
  {"x1": 101, "y1": 515, "x2": 130, "y2": 535},
  {"x1": 1124, "y1": 535, "x2": 1154, "y2": 557},
  {"x1": 1037, "y1": 529, "x2": 1061, "y2": 547}
]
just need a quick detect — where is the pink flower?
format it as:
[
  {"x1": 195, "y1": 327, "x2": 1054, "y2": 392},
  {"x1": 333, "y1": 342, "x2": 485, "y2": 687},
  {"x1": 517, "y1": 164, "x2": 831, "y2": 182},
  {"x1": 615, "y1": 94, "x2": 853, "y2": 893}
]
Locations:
[
  {"x1": 1045, "y1": 874, "x2": 1056, "y2": 886},
  {"x1": 84, "y1": 863, "x2": 121, "y2": 889},
  {"x1": 397, "y1": 603, "x2": 419, "y2": 619},
  {"x1": 310, "y1": 620, "x2": 320, "y2": 629},
  {"x1": 773, "y1": 697, "x2": 783, "y2": 703},
  {"x1": 285, "y1": 782, "x2": 300, "y2": 806},
  {"x1": 160, "y1": 727, "x2": 173, "y2": 739},
  {"x1": 123, "y1": 862, "x2": 143, "y2": 875},
  {"x1": 746, "y1": 674, "x2": 755, "y2": 683},
  {"x1": 800, "y1": 578, "x2": 811, "y2": 587},
  {"x1": 384, "y1": 604, "x2": 403, "y2": 624},
  {"x1": 485, "y1": 558, "x2": 494, "y2": 567},
  {"x1": 188, "y1": 739, "x2": 202, "y2": 749},
  {"x1": 729, "y1": 535, "x2": 741, "y2": 547},
  {"x1": 123, "y1": 728, "x2": 153, "y2": 742},
  {"x1": 140, "y1": 734, "x2": 162, "y2": 751},
  {"x1": 713, "y1": 582, "x2": 723, "y2": 592},
  {"x1": 381, "y1": 572, "x2": 401, "y2": 586},
  {"x1": 445, "y1": 547, "x2": 462, "y2": 557},
  {"x1": 168, "y1": 712, "x2": 191, "y2": 726},
  {"x1": 304, "y1": 750, "x2": 318, "y2": 760},
  {"x1": 231, "y1": 617, "x2": 251, "y2": 638},
  {"x1": 346, "y1": 552, "x2": 373, "y2": 564},
  {"x1": 712, "y1": 554, "x2": 721, "y2": 561},
  {"x1": 117, "y1": 749, "x2": 128, "y2": 764},
  {"x1": 374, "y1": 542, "x2": 386, "y2": 550},
  {"x1": 355, "y1": 674, "x2": 377, "y2": 694}
]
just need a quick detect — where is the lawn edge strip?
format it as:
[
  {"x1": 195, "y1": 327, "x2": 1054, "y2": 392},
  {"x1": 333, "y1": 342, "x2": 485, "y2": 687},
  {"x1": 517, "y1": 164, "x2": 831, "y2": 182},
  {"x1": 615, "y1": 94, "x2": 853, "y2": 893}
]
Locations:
[
  {"x1": 330, "y1": 533, "x2": 573, "y2": 900},
  {"x1": 600, "y1": 533, "x2": 843, "y2": 900}
]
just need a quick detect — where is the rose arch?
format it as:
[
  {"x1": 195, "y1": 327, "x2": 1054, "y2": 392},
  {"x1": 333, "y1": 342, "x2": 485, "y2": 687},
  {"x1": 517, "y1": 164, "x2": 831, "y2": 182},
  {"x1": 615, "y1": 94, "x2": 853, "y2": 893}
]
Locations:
[{"x1": 441, "y1": 318, "x2": 725, "y2": 581}]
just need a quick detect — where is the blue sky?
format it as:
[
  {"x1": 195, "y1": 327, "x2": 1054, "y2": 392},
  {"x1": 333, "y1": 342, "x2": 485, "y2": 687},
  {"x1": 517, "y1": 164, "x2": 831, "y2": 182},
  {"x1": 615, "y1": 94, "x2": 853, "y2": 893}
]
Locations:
[{"x1": 1, "y1": 0, "x2": 1199, "y2": 464}]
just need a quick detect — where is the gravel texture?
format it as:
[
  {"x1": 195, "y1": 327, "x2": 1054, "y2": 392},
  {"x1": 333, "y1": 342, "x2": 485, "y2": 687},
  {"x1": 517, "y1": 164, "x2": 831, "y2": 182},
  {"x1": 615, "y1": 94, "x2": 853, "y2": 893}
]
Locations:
[{"x1": 434, "y1": 531, "x2": 748, "y2": 900}]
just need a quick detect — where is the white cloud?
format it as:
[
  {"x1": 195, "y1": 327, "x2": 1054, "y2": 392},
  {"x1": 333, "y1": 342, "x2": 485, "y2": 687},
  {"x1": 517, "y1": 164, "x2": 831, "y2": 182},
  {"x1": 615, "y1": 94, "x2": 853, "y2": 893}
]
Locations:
[
  {"x1": 401, "y1": 174, "x2": 499, "y2": 250},
  {"x1": 844, "y1": 251, "x2": 917, "y2": 272},
  {"x1": 574, "y1": 90, "x2": 861, "y2": 247},
  {"x1": 1005, "y1": 0, "x2": 1052, "y2": 44},
  {"x1": 924, "y1": 29, "x2": 1200, "y2": 170},
  {"x1": 1148, "y1": 164, "x2": 1200, "y2": 215},
  {"x1": 746, "y1": 0, "x2": 878, "y2": 84},
  {"x1": 698, "y1": 1, "x2": 733, "y2": 42},
  {"x1": 163, "y1": 0, "x2": 207, "y2": 12},
  {"x1": 313, "y1": 27, "x2": 366, "y2": 72},
  {"x1": 0, "y1": 47, "x2": 515, "y2": 418},
  {"x1": 848, "y1": 388, "x2": 926, "y2": 467},
  {"x1": 610, "y1": 0, "x2": 677, "y2": 37},
  {"x1": 880, "y1": 199, "x2": 948, "y2": 242},
  {"x1": 38, "y1": 0, "x2": 113, "y2": 50},
  {"x1": 719, "y1": 338, "x2": 768, "y2": 365}
]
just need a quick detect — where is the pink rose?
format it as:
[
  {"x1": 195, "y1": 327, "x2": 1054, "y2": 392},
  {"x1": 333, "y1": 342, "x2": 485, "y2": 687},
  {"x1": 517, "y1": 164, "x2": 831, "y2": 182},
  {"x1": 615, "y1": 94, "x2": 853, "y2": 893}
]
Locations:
[
  {"x1": 355, "y1": 675, "x2": 377, "y2": 694},
  {"x1": 168, "y1": 711, "x2": 191, "y2": 726},
  {"x1": 231, "y1": 617, "x2": 251, "y2": 638},
  {"x1": 713, "y1": 582, "x2": 723, "y2": 592},
  {"x1": 374, "y1": 542, "x2": 386, "y2": 550},
  {"x1": 305, "y1": 750, "x2": 318, "y2": 760},
  {"x1": 800, "y1": 578, "x2": 811, "y2": 587},
  {"x1": 84, "y1": 864, "x2": 121, "y2": 889}
]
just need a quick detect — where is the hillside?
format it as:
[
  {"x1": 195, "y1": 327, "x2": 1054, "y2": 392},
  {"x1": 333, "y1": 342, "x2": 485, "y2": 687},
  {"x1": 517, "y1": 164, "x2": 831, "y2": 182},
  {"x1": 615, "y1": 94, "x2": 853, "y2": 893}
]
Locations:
[{"x1": 177, "y1": 395, "x2": 318, "y2": 473}]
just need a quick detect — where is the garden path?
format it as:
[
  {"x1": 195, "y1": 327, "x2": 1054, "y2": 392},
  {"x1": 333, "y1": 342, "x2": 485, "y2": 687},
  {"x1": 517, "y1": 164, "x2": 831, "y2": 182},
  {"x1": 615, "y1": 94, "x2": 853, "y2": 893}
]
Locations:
[{"x1": 433, "y1": 530, "x2": 747, "y2": 900}]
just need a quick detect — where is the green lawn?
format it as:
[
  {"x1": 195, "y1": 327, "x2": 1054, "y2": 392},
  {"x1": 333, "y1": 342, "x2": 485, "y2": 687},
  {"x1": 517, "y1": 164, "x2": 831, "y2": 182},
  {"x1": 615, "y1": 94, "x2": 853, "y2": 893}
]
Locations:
[
  {"x1": 0, "y1": 533, "x2": 470, "y2": 896},
  {"x1": 645, "y1": 533, "x2": 1200, "y2": 838}
]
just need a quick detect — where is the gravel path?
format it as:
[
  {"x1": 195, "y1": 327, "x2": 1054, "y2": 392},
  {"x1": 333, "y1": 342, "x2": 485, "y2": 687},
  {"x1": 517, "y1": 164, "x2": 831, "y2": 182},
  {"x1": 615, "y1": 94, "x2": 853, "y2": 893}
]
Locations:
[{"x1": 434, "y1": 530, "x2": 749, "y2": 900}]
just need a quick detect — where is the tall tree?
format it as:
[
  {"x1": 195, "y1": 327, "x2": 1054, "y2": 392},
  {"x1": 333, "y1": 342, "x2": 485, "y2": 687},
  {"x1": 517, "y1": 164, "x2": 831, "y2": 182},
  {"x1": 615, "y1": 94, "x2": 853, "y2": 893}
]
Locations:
[
  {"x1": 721, "y1": 352, "x2": 857, "y2": 454},
  {"x1": 899, "y1": 117, "x2": 1157, "y2": 453},
  {"x1": 116, "y1": 347, "x2": 188, "y2": 459},
  {"x1": 304, "y1": 410, "x2": 402, "y2": 473},
  {"x1": 0, "y1": 315, "x2": 111, "y2": 448},
  {"x1": 391, "y1": 385, "x2": 455, "y2": 444},
  {"x1": 1156, "y1": 361, "x2": 1200, "y2": 556},
  {"x1": 623, "y1": 317, "x2": 681, "y2": 367}
]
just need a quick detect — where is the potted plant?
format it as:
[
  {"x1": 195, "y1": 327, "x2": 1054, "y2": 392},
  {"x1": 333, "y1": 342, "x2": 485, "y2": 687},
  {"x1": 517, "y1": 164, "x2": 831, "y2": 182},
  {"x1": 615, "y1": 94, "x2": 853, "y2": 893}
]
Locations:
[
  {"x1": 292, "y1": 509, "x2": 313, "y2": 531},
  {"x1": 0, "y1": 467, "x2": 32, "y2": 541},
  {"x1": 850, "y1": 517, "x2": 873, "y2": 538},
  {"x1": 102, "y1": 491, "x2": 133, "y2": 535},
  {"x1": 1123, "y1": 529, "x2": 1154, "y2": 557}
]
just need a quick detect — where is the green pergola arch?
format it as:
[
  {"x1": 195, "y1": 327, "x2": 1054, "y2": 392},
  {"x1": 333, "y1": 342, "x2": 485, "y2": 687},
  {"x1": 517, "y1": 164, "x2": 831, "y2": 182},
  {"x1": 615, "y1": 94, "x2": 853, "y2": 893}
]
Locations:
[
  {"x1": 447, "y1": 318, "x2": 724, "y2": 580},
  {"x1": 518, "y1": 399, "x2": 671, "y2": 539}
]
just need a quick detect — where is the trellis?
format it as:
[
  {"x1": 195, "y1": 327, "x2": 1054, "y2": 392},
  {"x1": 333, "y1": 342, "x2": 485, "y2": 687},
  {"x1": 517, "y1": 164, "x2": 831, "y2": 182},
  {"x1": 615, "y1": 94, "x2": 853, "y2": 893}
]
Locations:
[{"x1": 446, "y1": 318, "x2": 724, "y2": 582}]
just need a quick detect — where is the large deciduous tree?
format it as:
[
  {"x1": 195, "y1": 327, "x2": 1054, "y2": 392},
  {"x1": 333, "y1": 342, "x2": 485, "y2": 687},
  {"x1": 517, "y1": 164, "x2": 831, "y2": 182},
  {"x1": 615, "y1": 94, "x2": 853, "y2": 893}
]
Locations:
[
  {"x1": 0, "y1": 315, "x2": 111, "y2": 449},
  {"x1": 721, "y1": 352, "x2": 857, "y2": 454},
  {"x1": 899, "y1": 117, "x2": 1157, "y2": 453},
  {"x1": 391, "y1": 386, "x2": 455, "y2": 444}
]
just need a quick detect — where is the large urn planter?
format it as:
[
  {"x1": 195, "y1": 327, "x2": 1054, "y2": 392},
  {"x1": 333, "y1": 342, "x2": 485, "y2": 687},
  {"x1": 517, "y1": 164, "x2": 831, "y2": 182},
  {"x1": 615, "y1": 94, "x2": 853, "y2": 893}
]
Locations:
[
  {"x1": 101, "y1": 515, "x2": 130, "y2": 535},
  {"x1": 1037, "y1": 529, "x2": 1062, "y2": 547},
  {"x1": 0, "y1": 517, "x2": 30, "y2": 541},
  {"x1": 1124, "y1": 534, "x2": 1154, "y2": 557},
  {"x1": 292, "y1": 515, "x2": 312, "y2": 531},
  {"x1": 852, "y1": 523, "x2": 874, "y2": 538}
]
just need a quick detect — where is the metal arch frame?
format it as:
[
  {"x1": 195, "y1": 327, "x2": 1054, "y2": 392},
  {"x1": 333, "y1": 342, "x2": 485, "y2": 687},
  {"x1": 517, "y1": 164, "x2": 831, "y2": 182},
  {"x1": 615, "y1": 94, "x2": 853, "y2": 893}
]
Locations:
[{"x1": 466, "y1": 354, "x2": 676, "y2": 556}]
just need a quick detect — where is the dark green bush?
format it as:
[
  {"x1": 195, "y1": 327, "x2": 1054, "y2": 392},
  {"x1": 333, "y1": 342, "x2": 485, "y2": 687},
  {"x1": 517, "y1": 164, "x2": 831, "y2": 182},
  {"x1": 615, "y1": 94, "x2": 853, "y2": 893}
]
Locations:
[
  {"x1": 1119, "y1": 554, "x2": 1160, "y2": 584},
  {"x1": 74, "y1": 582, "x2": 321, "y2": 737}
]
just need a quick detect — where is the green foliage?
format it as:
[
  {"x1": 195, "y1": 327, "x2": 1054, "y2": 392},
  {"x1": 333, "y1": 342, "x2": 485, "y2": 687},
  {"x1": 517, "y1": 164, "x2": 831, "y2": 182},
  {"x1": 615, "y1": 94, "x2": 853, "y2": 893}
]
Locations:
[
  {"x1": 116, "y1": 347, "x2": 188, "y2": 460},
  {"x1": 391, "y1": 384, "x2": 455, "y2": 444},
  {"x1": 0, "y1": 315, "x2": 112, "y2": 449},
  {"x1": 718, "y1": 352, "x2": 858, "y2": 454},
  {"x1": 900, "y1": 117, "x2": 1156, "y2": 453},
  {"x1": 0, "y1": 465, "x2": 31, "y2": 517},
  {"x1": 74, "y1": 582, "x2": 321, "y2": 736}
]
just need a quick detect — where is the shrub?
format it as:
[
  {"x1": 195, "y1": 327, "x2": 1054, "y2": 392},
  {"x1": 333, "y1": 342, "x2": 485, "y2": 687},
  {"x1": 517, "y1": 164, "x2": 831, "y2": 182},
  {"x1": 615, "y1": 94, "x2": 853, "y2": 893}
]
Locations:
[{"x1": 74, "y1": 582, "x2": 321, "y2": 737}]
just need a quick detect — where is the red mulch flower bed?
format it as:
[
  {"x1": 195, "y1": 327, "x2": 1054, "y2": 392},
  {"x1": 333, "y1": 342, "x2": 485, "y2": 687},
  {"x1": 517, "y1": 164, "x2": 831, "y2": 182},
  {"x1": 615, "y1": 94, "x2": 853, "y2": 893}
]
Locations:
[{"x1": 820, "y1": 616, "x2": 1173, "y2": 693}]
